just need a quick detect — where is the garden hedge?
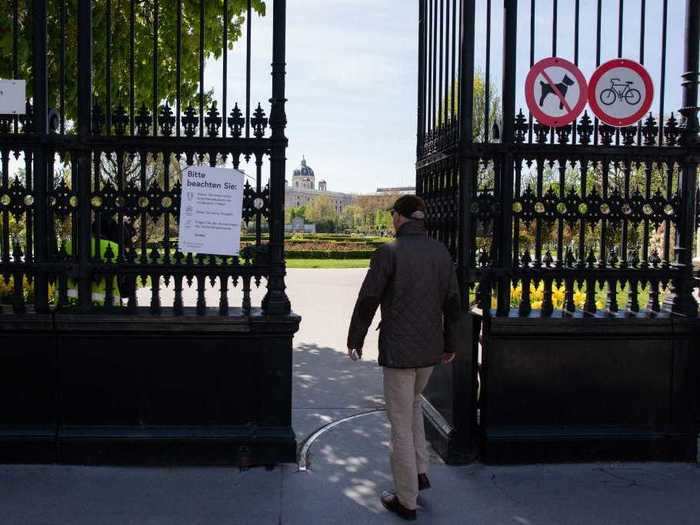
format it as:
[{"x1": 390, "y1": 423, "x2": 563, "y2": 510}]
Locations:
[{"x1": 284, "y1": 250, "x2": 374, "y2": 259}]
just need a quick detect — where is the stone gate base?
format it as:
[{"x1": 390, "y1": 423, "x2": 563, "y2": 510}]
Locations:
[
  {"x1": 0, "y1": 310, "x2": 299, "y2": 466},
  {"x1": 424, "y1": 312, "x2": 698, "y2": 464}
]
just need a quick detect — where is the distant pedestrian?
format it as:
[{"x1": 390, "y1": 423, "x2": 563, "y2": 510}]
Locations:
[{"x1": 347, "y1": 195, "x2": 461, "y2": 521}]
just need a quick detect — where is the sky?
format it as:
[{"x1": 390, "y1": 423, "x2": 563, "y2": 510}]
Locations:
[
  {"x1": 203, "y1": 0, "x2": 690, "y2": 194},
  {"x1": 205, "y1": 0, "x2": 419, "y2": 194}
]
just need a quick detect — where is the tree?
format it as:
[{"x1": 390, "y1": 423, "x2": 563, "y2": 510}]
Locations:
[
  {"x1": 0, "y1": 0, "x2": 265, "y2": 124},
  {"x1": 285, "y1": 205, "x2": 306, "y2": 224},
  {"x1": 304, "y1": 195, "x2": 336, "y2": 225},
  {"x1": 374, "y1": 209, "x2": 392, "y2": 232},
  {"x1": 352, "y1": 194, "x2": 397, "y2": 234},
  {"x1": 339, "y1": 204, "x2": 363, "y2": 231},
  {"x1": 440, "y1": 72, "x2": 502, "y2": 142}
]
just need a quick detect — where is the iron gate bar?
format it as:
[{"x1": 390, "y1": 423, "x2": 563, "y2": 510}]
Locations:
[
  {"x1": 151, "y1": 0, "x2": 158, "y2": 137},
  {"x1": 130, "y1": 0, "x2": 135, "y2": 136},
  {"x1": 659, "y1": 0, "x2": 669, "y2": 146},
  {"x1": 32, "y1": 0, "x2": 49, "y2": 314},
  {"x1": 177, "y1": 0, "x2": 182, "y2": 138},
  {"x1": 484, "y1": 0, "x2": 491, "y2": 143},
  {"x1": 417, "y1": 0, "x2": 426, "y2": 156},
  {"x1": 223, "y1": 0, "x2": 228, "y2": 139},
  {"x1": 200, "y1": 0, "x2": 205, "y2": 138}
]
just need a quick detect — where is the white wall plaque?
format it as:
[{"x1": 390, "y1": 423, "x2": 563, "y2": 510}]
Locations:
[
  {"x1": 0, "y1": 80, "x2": 26, "y2": 114},
  {"x1": 178, "y1": 166, "x2": 245, "y2": 256}
]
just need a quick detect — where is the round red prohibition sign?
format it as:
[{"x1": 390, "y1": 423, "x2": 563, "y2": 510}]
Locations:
[
  {"x1": 525, "y1": 57, "x2": 588, "y2": 128},
  {"x1": 588, "y1": 59, "x2": 654, "y2": 127}
]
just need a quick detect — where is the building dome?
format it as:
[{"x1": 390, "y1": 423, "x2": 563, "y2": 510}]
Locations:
[
  {"x1": 293, "y1": 157, "x2": 315, "y2": 178},
  {"x1": 292, "y1": 156, "x2": 316, "y2": 190}
]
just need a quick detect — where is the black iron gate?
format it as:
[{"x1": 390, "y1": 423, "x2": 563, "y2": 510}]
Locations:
[
  {"x1": 418, "y1": 0, "x2": 699, "y2": 463},
  {"x1": 0, "y1": 0, "x2": 298, "y2": 465}
]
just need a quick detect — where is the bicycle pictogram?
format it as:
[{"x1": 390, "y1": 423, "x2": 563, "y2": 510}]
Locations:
[
  {"x1": 598, "y1": 78, "x2": 642, "y2": 106},
  {"x1": 588, "y1": 58, "x2": 653, "y2": 126}
]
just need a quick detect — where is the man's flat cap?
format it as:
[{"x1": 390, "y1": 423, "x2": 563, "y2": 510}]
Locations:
[{"x1": 390, "y1": 195, "x2": 427, "y2": 220}]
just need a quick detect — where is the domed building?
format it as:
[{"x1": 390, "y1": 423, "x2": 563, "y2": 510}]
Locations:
[
  {"x1": 285, "y1": 157, "x2": 354, "y2": 216},
  {"x1": 291, "y1": 157, "x2": 316, "y2": 190}
]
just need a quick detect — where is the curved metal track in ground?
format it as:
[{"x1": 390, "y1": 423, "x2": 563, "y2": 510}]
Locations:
[{"x1": 297, "y1": 409, "x2": 386, "y2": 472}]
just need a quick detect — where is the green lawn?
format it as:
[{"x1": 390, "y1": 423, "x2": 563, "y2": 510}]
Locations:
[{"x1": 286, "y1": 259, "x2": 370, "y2": 269}]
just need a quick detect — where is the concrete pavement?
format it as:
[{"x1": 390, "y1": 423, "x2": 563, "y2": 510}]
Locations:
[{"x1": 2, "y1": 269, "x2": 698, "y2": 524}]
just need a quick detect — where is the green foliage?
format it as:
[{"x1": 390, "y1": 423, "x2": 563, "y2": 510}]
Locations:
[
  {"x1": 304, "y1": 195, "x2": 336, "y2": 223},
  {"x1": 280, "y1": 233, "x2": 390, "y2": 260},
  {"x1": 285, "y1": 237, "x2": 388, "y2": 245},
  {"x1": 289, "y1": 194, "x2": 399, "y2": 235},
  {"x1": 314, "y1": 220, "x2": 337, "y2": 233},
  {"x1": 303, "y1": 195, "x2": 342, "y2": 233},
  {"x1": 285, "y1": 206, "x2": 307, "y2": 224},
  {"x1": 0, "y1": 212, "x2": 25, "y2": 247},
  {"x1": 374, "y1": 209, "x2": 392, "y2": 230},
  {"x1": 338, "y1": 204, "x2": 364, "y2": 231},
  {"x1": 440, "y1": 72, "x2": 502, "y2": 142},
  {"x1": 285, "y1": 249, "x2": 375, "y2": 260},
  {"x1": 286, "y1": 259, "x2": 370, "y2": 269},
  {"x1": 0, "y1": 0, "x2": 265, "y2": 123}
]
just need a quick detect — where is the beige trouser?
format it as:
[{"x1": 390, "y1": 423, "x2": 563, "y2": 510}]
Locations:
[{"x1": 383, "y1": 366, "x2": 434, "y2": 510}]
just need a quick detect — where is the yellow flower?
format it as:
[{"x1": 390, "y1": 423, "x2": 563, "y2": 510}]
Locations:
[
  {"x1": 550, "y1": 286, "x2": 564, "y2": 309},
  {"x1": 511, "y1": 286, "x2": 522, "y2": 301}
]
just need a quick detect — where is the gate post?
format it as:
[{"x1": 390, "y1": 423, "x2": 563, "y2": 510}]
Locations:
[
  {"x1": 681, "y1": 0, "x2": 700, "y2": 145},
  {"x1": 458, "y1": 0, "x2": 476, "y2": 302},
  {"x1": 76, "y1": 0, "x2": 93, "y2": 312},
  {"x1": 667, "y1": 0, "x2": 699, "y2": 317},
  {"x1": 495, "y1": 0, "x2": 518, "y2": 316},
  {"x1": 263, "y1": 0, "x2": 291, "y2": 316},
  {"x1": 31, "y1": 0, "x2": 49, "y2": 313}
]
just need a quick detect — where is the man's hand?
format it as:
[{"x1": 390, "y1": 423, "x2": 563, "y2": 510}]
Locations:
[
  {"x1": 348, "y1": 347, "x2": 362, "y2": 361},
  {"x1": 441, "y1": 352, "x2": 456, "y2": 364}
]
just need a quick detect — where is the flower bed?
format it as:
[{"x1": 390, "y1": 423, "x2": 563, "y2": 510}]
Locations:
[{"x1": 241, "y1": 234, "x2": 390, "y2": 260}]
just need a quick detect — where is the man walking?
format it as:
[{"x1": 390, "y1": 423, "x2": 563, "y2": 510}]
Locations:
[{"x1": 347, "y1": 195, "x2": 461, "y2": 521}]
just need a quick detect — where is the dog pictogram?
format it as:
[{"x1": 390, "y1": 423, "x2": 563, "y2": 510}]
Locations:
[
  {"x1": 539, "y1": 74, "x2": 575, "y2": 109},
  {"x1": 525, "y1": 57, "x2": 587, "y2": 128}
]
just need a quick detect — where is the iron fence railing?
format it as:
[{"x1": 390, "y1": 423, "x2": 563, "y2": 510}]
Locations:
[
  {"x1": 0, "y1": 0, "x2": 290, "y2": 316},
  {"x1": 417, "y1": 0, "x2": 699, "y2": 319}
]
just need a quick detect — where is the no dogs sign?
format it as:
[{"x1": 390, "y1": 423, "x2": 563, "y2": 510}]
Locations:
[
  {"x1": 525, "y1": 57, "x2": 587, "y2": 128},
  {"x1": 588, "y1": 59, "x2": 654, "y2": 127}
]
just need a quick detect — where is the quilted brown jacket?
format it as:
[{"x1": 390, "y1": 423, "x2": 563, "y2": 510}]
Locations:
[{"x1": 347, "y1": 220, "x2": 461, "y2": 368}]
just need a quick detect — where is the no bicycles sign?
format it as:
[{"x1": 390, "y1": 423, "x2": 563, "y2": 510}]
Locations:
[{"x1": 588, "y1": 59, "x2": 654, "y2": 127}]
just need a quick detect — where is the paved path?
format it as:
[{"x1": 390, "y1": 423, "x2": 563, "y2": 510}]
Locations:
[
  {"x1": 2, "y1": 269, "x2": 699, "y2": 524},
  {"x1": 286, "y1": 269, "x2": 383, "y2": 444},
  {"x1": 2, "y1": 458, "x2": 699, "y2": 524},
  {"x1": 138, "y1": 268, "x2": 384, "y2": 443}
]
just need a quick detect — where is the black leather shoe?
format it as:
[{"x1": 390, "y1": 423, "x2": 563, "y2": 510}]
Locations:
[
  {"x1": 418, "y1": 473, "x2": 431, "y2": 491},
  {"x1": 381, "y1": 491, "x2": 417, "y2": 521}
]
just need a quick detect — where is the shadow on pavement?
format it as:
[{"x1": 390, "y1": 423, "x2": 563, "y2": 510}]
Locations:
[
  {"x1": 293, "y1": 343, "x2": 384, "y2": 411},
  {"x1": 292, "y1": 343, "x2": 385, "y2": 446},
  {"x1": 283, "y1": 411, "x2": 397, "y2": 524}
]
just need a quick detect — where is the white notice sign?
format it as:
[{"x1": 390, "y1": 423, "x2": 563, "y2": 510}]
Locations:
[
  {"x1": 178, "y1": 166, "x2": 245, "y2": 256},
  {"x1": 0, "y1": 80, "x2": 26, "y2": 114}
]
